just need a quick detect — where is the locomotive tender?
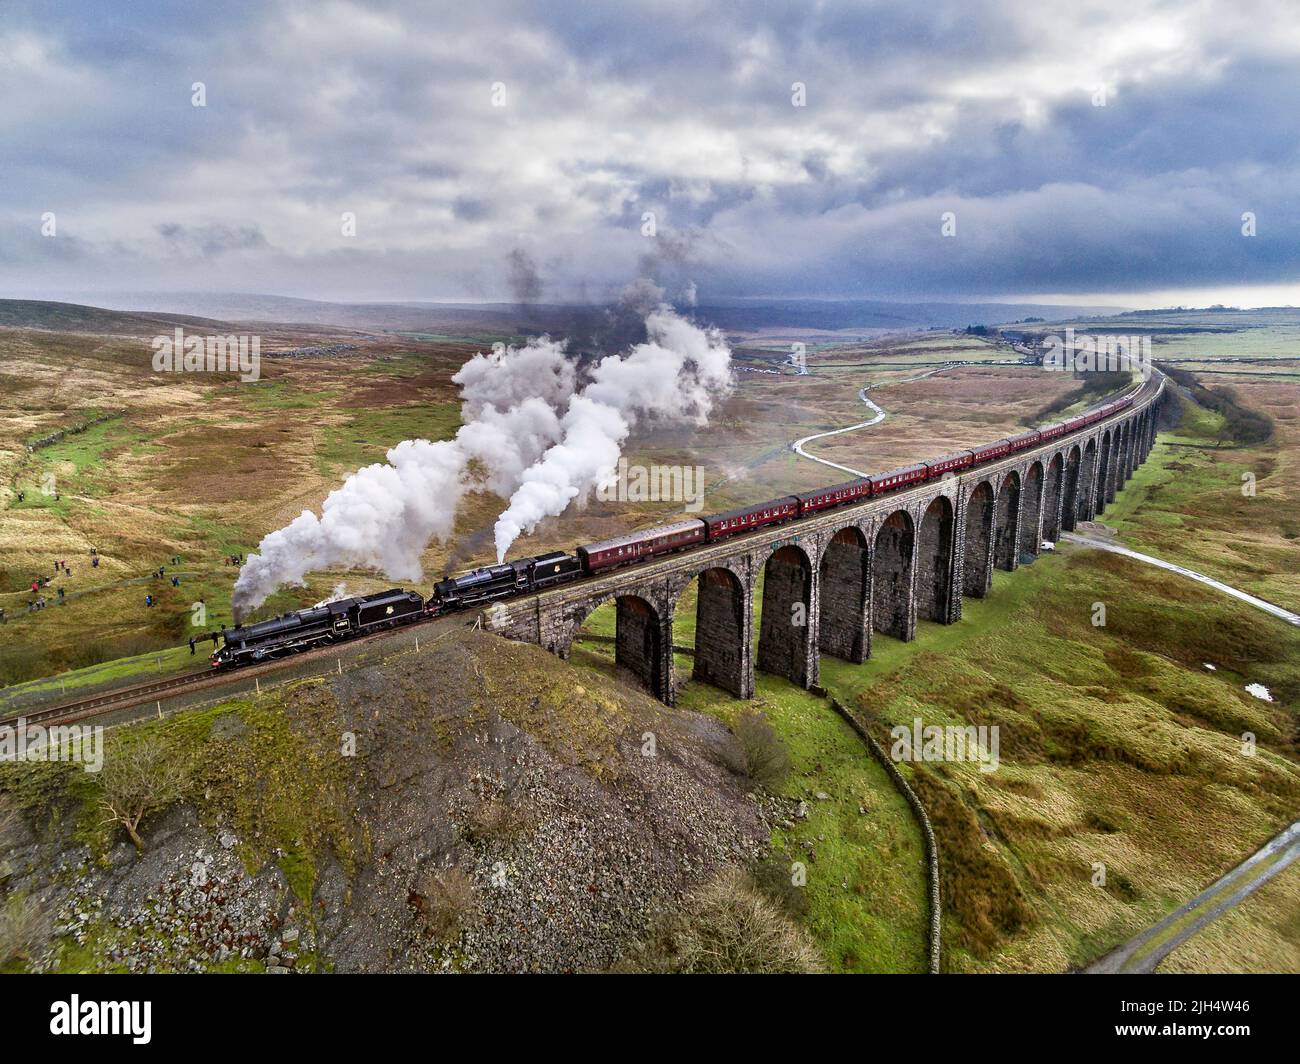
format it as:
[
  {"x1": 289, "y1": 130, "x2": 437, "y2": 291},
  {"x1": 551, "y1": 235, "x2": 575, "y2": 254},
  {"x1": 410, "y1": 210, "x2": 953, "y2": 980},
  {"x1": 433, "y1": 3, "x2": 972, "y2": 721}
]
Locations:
[{"x1": 214, "y1": 384, "x2": 1143, "y2": 669}]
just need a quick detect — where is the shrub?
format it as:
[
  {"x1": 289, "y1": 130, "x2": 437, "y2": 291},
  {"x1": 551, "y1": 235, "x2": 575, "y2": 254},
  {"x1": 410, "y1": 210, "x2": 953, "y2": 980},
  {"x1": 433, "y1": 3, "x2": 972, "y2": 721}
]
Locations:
[
  {"x1": 750, "y1": 850, "x2": 810, "y2": 919},
  {"x1": 465, "y1": 795, "x2": 528, "y2": 841},
  {"x1": 1162, "y1": 366, "x2": 1274, "y2": 445},
  {"x1": 617, "y1": 866, "x2": 823, "y2": 973},
  {"x1": 0, "y1": 892, "x2": 48, "y2": 970},
  {"x1": 733, "y1": 710, "x2": 791, "y2": 791},
  {"x1": 412, "y1": 866, "x2": 477, "y2": 941}
]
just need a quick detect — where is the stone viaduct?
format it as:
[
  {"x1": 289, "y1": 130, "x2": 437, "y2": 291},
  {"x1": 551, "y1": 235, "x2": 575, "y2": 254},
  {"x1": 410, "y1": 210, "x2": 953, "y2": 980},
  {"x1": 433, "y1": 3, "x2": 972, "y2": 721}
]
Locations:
[{"x1": 484, "y1": 378, "x2": 1165, "y2": 706}]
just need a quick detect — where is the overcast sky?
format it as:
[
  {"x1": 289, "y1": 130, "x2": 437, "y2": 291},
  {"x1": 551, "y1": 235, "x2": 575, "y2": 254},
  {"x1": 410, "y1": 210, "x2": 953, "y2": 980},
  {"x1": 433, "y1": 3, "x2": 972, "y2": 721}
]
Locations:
[{"x1": 4, "y1": 0, "x2": 1299, "y2": 307}]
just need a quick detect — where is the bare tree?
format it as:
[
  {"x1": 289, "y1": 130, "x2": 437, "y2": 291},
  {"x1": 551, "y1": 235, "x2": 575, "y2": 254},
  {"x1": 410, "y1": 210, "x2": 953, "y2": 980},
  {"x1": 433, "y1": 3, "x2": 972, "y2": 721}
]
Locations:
[
  {"x1": 97, "y1": 735, "x2": 191, "y2": 852},
  {"x1": 616, "y1": 866, "x2": 824, "y2": 974}
]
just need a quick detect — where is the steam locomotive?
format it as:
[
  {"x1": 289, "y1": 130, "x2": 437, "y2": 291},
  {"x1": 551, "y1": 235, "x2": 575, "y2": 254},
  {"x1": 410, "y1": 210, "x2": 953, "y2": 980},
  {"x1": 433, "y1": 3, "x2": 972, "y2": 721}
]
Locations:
[
  {"x1": 212, "y1": 588, "x2": 425, "y2": 667},
  {"x1": 212, "y1": 384, "x2": 1144, "y2": 669}
]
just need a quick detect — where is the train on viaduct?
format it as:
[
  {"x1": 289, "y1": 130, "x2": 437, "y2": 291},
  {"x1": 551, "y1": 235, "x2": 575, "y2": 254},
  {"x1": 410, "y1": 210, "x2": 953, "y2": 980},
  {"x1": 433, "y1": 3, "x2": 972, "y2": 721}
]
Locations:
[{"x1": 482, "y1": 375, "x2": 1165, "y2": 706}]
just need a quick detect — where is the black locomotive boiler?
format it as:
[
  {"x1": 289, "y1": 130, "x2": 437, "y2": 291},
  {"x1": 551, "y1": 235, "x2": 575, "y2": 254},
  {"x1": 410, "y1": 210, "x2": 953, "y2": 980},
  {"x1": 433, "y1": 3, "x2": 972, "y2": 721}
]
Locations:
[{"x1": 213, "y1": 588, "x2": 425, "y2": 667}]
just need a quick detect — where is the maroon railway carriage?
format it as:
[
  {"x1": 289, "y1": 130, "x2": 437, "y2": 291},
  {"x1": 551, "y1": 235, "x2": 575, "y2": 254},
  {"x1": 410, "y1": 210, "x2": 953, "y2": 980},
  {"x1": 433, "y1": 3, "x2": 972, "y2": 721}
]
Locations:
[
  {"x1": 705, "y1": 496, "x2": 800, "y2": 541},
  {"x1": 796, "y1": 479, "x2": 871, "y2": 515},
  {"x1": 925, "y1": 450, "x2": 974, "y2": 478},
  {"x1": 578, "y1": 518, "x2": 706, "y2": 574},
  {"x1": 868, "y1": 463, "x2": 928, "y2": 494},
  {"x1": 1006, "y1": 429, "x2": 1042, "y2": 452},
  {"x1": 1039, "y1": 421, "x2": 1068, "y2": 441},
  {"x1": 970, "y1": 438, "x2": 1012, "y2": 463}
]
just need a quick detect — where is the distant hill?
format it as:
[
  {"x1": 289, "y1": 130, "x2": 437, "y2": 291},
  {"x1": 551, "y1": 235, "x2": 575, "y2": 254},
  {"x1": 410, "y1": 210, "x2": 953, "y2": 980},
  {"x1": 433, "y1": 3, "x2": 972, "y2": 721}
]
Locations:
[
  {"x1": 0, "y1": 299, "x2": 230, "y2": 336},
  {"x1": 38, "y1": 292, "x2": 561, "y2": 334},
  {"x1": 34, "y1": 291, "x2": 1126, "y2": 337}
]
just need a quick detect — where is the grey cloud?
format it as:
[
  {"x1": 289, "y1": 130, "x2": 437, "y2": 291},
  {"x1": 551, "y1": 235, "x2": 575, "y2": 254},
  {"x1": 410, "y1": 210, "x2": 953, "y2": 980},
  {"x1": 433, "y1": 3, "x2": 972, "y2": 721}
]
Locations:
[
  {"x1": 156, "y1": 223, "x2": 271, "y2": 257},
  {"x1": 2, "y1": 0, "x2": 1299, "y2": 303},
  {"x1": 452, "y1": 197, "x2": 492, "y2": 222}
]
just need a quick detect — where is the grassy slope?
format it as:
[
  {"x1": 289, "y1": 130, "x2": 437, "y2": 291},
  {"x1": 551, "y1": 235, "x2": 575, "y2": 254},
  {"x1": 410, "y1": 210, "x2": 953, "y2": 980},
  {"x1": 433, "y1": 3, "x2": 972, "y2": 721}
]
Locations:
[
  {"x1": 576, "y1": 576, "x2": 932, "y2": 973},
  {"x1": 0, "y1": 627, "x2": 762, "y2": 974},
  {"x1": 0, "y1": 329, "x2": 478, "y2": 684},
  {"x1": 572, "y1": 622, "x2": 930, "y2": 974},
  {"x1": 1099, "y1": 380, "x2": 1300, "y2": 610}
]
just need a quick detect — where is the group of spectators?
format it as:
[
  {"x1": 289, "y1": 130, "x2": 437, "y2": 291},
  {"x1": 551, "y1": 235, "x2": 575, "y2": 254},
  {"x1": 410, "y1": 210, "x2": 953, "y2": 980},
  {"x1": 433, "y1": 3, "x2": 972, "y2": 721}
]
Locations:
[
  {"x1": 145, "y1": 556, "x2": 185, "y2": 605},
  {"x1": 6, "y1": 550, "x2": 242, "y2": 653},
  {"x1": 20, "y1": 556, "x2": 84, "y2": 613},
  {"x1": 188, "y1": 630, "x2": 221, "y2": 655},
  {"x1": 11, "y1": 549, "x2": 195, "y2": 617},
  {"x1": 19, "y1": 550, "x2": 99, "y2": 614}
]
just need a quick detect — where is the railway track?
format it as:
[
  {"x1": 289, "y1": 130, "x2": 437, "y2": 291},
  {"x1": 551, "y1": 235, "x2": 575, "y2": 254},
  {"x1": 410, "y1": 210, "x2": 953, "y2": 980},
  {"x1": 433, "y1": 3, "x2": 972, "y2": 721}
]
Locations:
[
  {"x1": 0, "y1": 611, "x2": 460, "y2": 731},
  {"x1": 0, "y1": 654, "x2": 348, "y2": 731},
  {"x1": 0, "y1": 671, "x2": 215, "y2": 729}
]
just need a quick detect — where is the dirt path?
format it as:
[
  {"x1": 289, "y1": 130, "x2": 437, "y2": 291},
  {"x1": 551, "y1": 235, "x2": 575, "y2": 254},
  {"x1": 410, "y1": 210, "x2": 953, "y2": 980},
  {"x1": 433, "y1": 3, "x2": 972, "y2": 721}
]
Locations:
[
  {"x1": 1086, "y1": 822, "x2": 1300, "y2": 973},
  {"x1": 0, "y1": 568, "x2": 228, "y2": 608}
]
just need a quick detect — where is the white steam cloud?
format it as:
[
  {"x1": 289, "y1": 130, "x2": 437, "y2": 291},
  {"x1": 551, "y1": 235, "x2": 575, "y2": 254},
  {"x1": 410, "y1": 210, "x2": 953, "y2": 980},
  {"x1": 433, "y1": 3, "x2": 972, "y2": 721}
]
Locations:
[
  {"x1": 232, "y1": 335, "x2": 574, "y2": 617},
  {"x1": 492, "y1": 305, "x2": 732, "y2": 561},
  {"x1": 231, "y1": 302, "x2": 730, "y2": 618}
]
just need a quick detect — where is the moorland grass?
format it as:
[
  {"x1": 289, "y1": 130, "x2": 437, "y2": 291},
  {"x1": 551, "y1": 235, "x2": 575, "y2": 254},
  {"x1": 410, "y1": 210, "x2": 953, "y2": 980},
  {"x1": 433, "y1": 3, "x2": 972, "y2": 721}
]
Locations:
[{"x1": 572, "y1": 378, "x2": 1300, "y2": 971}]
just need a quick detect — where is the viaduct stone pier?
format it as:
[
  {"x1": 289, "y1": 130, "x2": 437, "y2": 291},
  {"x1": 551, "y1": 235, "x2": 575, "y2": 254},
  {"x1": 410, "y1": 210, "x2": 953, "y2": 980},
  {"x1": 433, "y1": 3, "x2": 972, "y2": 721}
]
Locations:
[{"x1": 484, "y1": 379, "x2": 1165, "y2": 706}]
